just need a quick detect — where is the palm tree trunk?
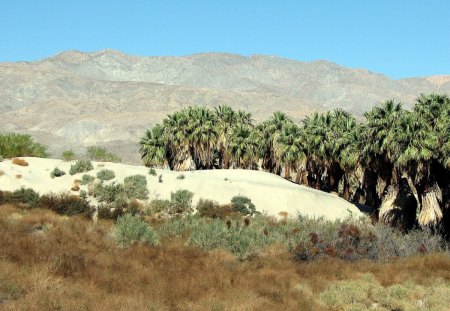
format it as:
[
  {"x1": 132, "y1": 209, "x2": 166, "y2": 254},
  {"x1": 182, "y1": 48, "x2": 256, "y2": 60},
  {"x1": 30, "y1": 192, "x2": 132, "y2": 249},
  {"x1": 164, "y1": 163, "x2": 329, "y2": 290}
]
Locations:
[
  {"x1": 343, "y1": 173, "x2": 350, "y2": 200},
  {"x1": 285, "y1": 165, "x2": 290, "y2": 179},
  {"x1": 418, "y1": 183, "x2": 443, "y2": 227}
]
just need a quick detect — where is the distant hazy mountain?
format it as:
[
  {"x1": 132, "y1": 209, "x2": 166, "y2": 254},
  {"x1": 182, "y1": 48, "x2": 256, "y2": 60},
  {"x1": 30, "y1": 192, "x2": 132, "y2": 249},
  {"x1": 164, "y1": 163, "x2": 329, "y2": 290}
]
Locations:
[{"x1": 1, "y1": 50, "x2": 449, "y2": 163}]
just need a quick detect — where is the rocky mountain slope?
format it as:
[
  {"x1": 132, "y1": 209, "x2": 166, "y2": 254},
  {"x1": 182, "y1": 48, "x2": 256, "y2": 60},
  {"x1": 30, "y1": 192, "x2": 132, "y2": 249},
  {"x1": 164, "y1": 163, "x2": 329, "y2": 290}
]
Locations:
[{"x1": 1, "y1": 50, "x2": 449, "y2": 163}]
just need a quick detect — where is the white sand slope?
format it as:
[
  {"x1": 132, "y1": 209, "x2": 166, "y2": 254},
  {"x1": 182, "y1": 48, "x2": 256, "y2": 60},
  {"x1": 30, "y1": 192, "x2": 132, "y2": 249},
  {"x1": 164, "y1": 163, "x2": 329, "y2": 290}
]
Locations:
[{"x1": 0, "y1": 157, "x2": 363, "y2": 220}]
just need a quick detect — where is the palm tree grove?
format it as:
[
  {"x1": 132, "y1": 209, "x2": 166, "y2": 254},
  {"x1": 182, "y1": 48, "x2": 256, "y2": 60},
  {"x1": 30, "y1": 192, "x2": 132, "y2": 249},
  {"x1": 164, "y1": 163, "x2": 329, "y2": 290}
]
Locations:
[{"x1": 140, "y1": 93, "x2": 450, "y2": 234}]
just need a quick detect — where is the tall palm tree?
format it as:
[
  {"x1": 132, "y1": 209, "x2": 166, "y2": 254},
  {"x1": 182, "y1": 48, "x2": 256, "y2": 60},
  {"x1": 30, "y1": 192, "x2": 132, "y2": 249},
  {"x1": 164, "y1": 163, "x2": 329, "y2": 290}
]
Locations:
[
  {"x1": 187, "y1": 107, "x2": 219, "y2": 169},
  {"x1": 229, "y1": 124, "x2": 259, "y2": 169},
  {"x1": 215, "y1": 105, "x2": 237, "y2": 168},
  {"x1": 275, "y1": 122, "x2": 304, "y2": 179},
  {"x1": 139, "y1": 124, "x2": 167, "y2": 168},
  {"x1": 163, "y1": 110, "x2": 195, "y2": 170}
]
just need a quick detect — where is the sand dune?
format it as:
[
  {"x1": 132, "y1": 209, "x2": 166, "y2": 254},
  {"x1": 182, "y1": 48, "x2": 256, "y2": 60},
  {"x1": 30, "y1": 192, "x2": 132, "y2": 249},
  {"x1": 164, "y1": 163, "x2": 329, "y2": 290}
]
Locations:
[{"x1": 0, "y1": 157, "x2": 363, "y2": 220}]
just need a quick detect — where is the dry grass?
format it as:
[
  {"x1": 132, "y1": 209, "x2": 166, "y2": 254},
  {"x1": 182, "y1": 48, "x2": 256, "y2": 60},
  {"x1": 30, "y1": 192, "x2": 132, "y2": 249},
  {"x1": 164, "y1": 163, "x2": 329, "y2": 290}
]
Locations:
[
  {"x1": 11, "y1": 158, "x2": 28, "y2": 166},
  {"x1": 0, "y1": 204, "x2": 449, "y2": 310}
]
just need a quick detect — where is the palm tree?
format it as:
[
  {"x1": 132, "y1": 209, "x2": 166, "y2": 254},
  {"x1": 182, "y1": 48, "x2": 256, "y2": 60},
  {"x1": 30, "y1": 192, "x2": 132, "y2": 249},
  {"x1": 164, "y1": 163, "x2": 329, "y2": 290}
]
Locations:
[
  {"x1": 360, "y1": 100, "x2": 404, "y2": 208},
  {"x1": 275, "y1": 122, "x2": 304, "y2": 179},
  {"x1": 258, "y1": 111, "x2": 293, "y2": 174},
  {"x1": 163, "y1": 110, "x2": 195, "y2": 170},
  {"x1": 215, "y1": 105, "x2": 237, "y2": 168},
  {"x1": 139, "y1": 124, "x2": 167, "y2": 168},
  {"x1": 229, "y1": 124, "x2": 259, "y2": 169},
  {"x1": 187, "y1": 107, "x2": 219, "y2": 169}
]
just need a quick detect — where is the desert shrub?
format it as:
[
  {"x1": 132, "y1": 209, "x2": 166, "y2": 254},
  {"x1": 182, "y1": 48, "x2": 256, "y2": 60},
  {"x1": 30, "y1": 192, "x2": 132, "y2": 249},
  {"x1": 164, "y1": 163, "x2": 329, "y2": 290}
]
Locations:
[
  {"x1": 196, "y1": 199, "x2": 235, "y2": 219},
  {"x1": 0, "y1": 170, "x2": 4, "y2": 176},
  {"x1": 187, "y1": 218, "x2": 273, "y2": 259},
  {"x1": 11, "y1": 158, "x2": 29, "y2": 166},
  {"x1": 170, "y1": 189, "x2": 194, "y2": 215},
  {"x1": 158, "y1": 174, "x2": 163, "y2": 183},
  {"x1": 0, "y1": 155, "x2": 3, "y2": 162},
  {"x1": 123, "y1": 175, "x2": 148, "y2": 200},
  {"x1": 50, "y1": 167, "x2": 66, "y2": 178},
  {"x1": 79, "y1": 190, "x2": 87, "y2": 199},
  {"x1": 149, "y1": 168, "x2": 157, "y2": 176},
  {"x1": 90, "y1": 182, "x2": 126, "y2": 204},
  {"x1": 148, "y1": 199, "x2": 171, "y2": 214},
  {"x1": 96, "y1": 169, "x2": 115, "y2": 181},
  {"x1": 39, "y1": 193, "x2": 93, "y2": 217},
  {"x1": 157, "y1": 215, "x2": 199, "y2": 238},
  {"x1": 0, "y1": 187, "x2": 40, "y2": 207},
  {"x1": 125, "y1": 200, "x2": 144, "y2": 216},
  {"x1": 69, "y1": 160, "x2": 93, "y2": 175},
  {"x1": 61, "y1": 150, "x2": 76, "y2": 161},
  {"x1": 231, "y1": 195, "x2": 257, "y2": 216},
  {"x1": 97, "y1": 204, "x2": 124, "y2": 220},
  {"x1": 176, "y1": 174, "x2": 185, "y2": 180},
  {"x1": 0, "y1": 133, "x2": 48, "y2": 158},
  {"x1": 15, "y1": 174, "x2": 22, "y2": 179},
  {"x1": 86, "y1": 146, "x2": 121, "y2": 163},
  {"x1": 80, "y1": 174, "x2": 95, "y2": 185},
  {"x1": 114, "y1": 214, "x2": 158, "y2": 248}
]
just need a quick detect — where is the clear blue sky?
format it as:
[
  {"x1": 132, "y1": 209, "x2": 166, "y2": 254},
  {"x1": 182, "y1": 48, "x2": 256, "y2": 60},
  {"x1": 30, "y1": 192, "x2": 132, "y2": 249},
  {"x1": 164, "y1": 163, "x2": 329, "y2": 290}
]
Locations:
[{"x1": 1, "y1": 0, "x2": 449, "y2": 79}]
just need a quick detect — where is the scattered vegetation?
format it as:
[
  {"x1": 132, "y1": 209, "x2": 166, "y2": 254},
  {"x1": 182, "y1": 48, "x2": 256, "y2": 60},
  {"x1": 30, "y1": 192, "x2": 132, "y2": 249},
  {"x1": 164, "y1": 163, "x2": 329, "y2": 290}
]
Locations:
[
  {"x1": 148, "y1": 168, "x2": 157, "y2": 176},
  {"x1": 86, "y1": 146, "x2": 121, "y2": 163},
  {"x1": 80, "y1": 174, "x2": 95, "y2": 185},
  {"x1": 69, "y1": 159, "x2": 93, "y2": 175},
  {"x1": 123, "y1": 175, "x2": 148, "y2": 200},
  {"x1": 61, "y1": 150, "x2": 76, "y2": 161},
  {"x1": 39, "y1": 193, "x2": 92, "y2": 217},
  {"x1": 0, "y1": 133, "x2": 48, "y2": 158},
  {"x1": 231, "y1": 195, "x2": 257, "y2": 216},
  {"x1": 50, "y1": 167, "x2": 66, "y2": 178},
  {"x1": 0, "y1": 188, "x2": 40, "y2": 207},
  {"x1": 169, "y1": 189, "x2": 194, "y2": 215},
  {"x1": 113, "y1": 214, "x2": 158, "y2": 248},
  {"x1": 96, "y1": 169, "x2": 115, "y2": 181}
]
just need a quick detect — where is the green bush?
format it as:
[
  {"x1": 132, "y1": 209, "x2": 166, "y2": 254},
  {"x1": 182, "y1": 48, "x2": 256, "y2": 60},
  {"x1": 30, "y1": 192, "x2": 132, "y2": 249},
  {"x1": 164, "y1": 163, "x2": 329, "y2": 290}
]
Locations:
[
  {"x1": 69, "y1": 160, "x2": 93, "y2": 175},
  {"x1": 170, "y1": 189, "x2": 194, "y2": 215},
  {"x1": 148, "y1": 199, "x2": 171, "y2": 214},
  {"x1": 61, "y1": 150, "x2": 76, "y2": 161},
  {"x1": 50, "y1": 167, "x2": 66, "y2": 178},
  {"x1": 96, "y1": 169, "x2": 116, "y2": 181},
  {"x1": 177, "y1": 174, "x2": 185, "y2": 180},
  {"x1": 0, "y1": 155, "x2": 3, "y2": 162},
  {"x1": 0, "y1": 133, "x2": 48, "y2": 158},
  {"x1": 79, "y1": 190, "x2": 87, "y2": 199},
  {"x1": 80, "y1": 174, "x2": 95, "y2": 185},
  {"x1": 123, "y1": 175, "x2": 148, "y2": 200},
  {"x1": 114, "y1": 214, "x2": 158, "y2": 248},
  {"x1": 231, "y1": 195, "x2": 257, "y2": 216},
  {"x1": 196, "y1": 199, "x2": 234, "y2": 219},
  {"x1": 39, "y1": 193, "x2": 92, "y2": 217},
  {"x1": 149, "y1": 168, "x2": 157, "y2": 176},
  {"x1": 187, "y1": 218, "x2": 272, "y2": 259},
  {"x1": 90, "y1": 182, "x2": 126, "y2": 204},
  {"x1": 86, "y1": 146, "x2": 121, "y2": 163},
  {"x1": 0, "y1": 187, "x2": 40, "y2": 208}
]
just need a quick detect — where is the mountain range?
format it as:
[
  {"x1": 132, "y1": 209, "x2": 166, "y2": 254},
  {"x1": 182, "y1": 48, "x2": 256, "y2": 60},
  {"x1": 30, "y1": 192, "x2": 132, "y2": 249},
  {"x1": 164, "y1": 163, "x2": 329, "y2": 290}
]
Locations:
[{"x1": 1, "y1": 49, "x2": 449, "y2": 163}]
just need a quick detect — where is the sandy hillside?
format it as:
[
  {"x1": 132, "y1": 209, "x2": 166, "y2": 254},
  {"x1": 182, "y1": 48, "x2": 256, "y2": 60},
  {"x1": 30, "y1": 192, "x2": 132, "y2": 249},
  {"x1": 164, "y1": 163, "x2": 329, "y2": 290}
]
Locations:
[{"x1": 0, "y1": 157, "x2": 363, "y2": 220}]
